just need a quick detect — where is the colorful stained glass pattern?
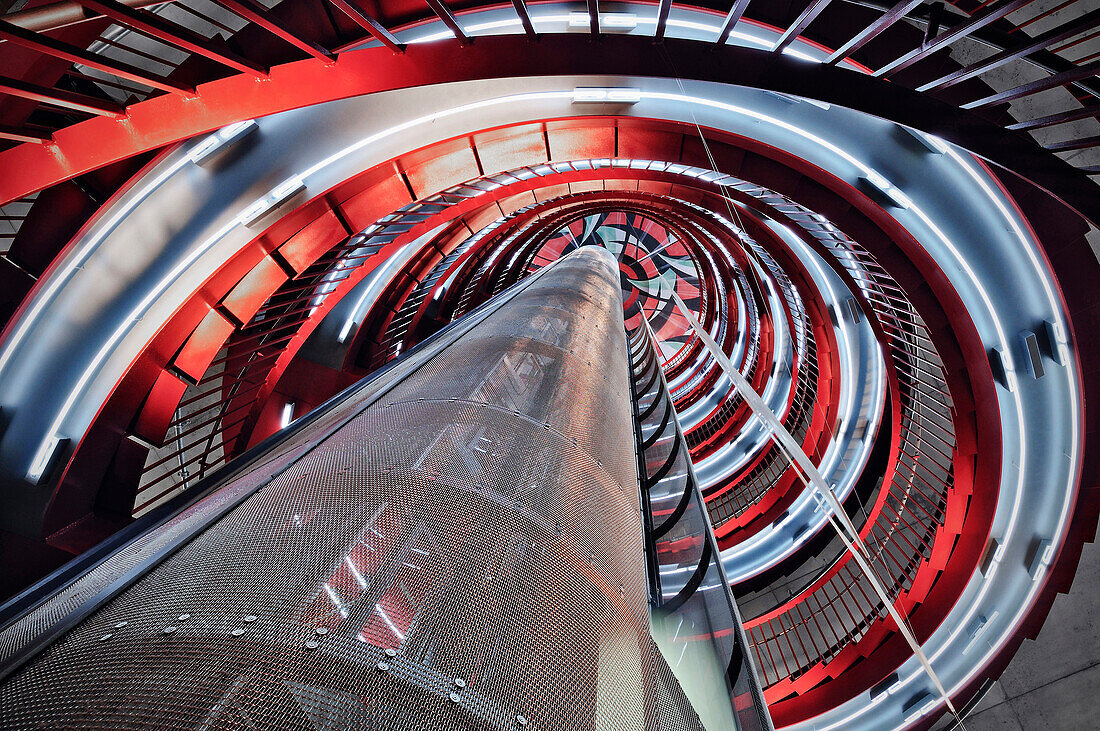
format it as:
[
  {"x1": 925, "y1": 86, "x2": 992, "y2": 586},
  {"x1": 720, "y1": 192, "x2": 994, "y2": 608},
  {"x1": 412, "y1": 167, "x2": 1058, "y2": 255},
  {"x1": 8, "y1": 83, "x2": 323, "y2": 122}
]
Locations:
[{"x1": 531, "y1": 212, "x2": 702, "y2": 362}]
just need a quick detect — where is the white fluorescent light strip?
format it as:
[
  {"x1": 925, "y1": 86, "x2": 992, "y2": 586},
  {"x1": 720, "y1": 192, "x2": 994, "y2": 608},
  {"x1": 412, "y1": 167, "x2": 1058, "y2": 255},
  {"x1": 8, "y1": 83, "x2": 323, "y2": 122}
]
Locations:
[
  {"x1": 13, "y1": 82, "x2": 1077, "y2": 728},
  {"x1": 375, "y1": 603, "x2": 405, "y2": 640},
  {"x1": 242, "y1": 176, "x2": 305, "y2": 227},
  {"x1": 604, "y1": 13, "x2": 638, "y2": 28},
  {"x1": 401, "y1": 5, "x2": 850, "y2": 67},
  {"x1": 607, "y1": 137, "x2": 1060, "y2": 724},
  {"x1": 188, "y1": 119, "x2": 257, "y2": 165},
  {"x1": 568, "y1": 11, "x2": 637, "y2": 28},
  {"x1": 863, "y1": 173, "x2": 911, "y2": 209},
  {"x1": 281, "y1": 402, "x2": 295, "y2": 428},
  {"x1": 573, "y1": 87, "x2": 642, "y2": 103},
  {"x1": 26, "y1": 91, "x2": 572, "y2": 479},
  {"x1": 27, "y1": 434, "x2": 63, "y2": 483},
  {"x1": 650, "y1": 86, "x2": 1076, "y2": 728}
]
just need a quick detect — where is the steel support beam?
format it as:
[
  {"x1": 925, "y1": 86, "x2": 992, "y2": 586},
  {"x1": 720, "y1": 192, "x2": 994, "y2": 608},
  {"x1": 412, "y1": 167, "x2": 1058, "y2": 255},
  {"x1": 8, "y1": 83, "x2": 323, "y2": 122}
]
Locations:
[
  {"x1": 1045, "y1": 135, "x2": 1100, "y2": 153},
  {"x1": 874, "y1": 0, "x2": 1033, "y2": 78},
  {"x1": 920, "y1": 9, "x2": 1100, "y2": 92},
  {"x1": 424, "y1": 0, "x2": 470, "y2": 44},
  {"x1": 716, "y1": 0, "x2": 752, "y2": 46},
  {"x1": 75, "y1": 0, "x2": 267, "y2": 77},
  {"x1": 0, "y1": 75, "x2": 125, "y2": 117},
  {"x1": 0, "y1": 126, "x2": 50, "y2": 144},
  {"x1": 654, "y1": 0, "x2": 671, "y2": 41},
  {"x1": 773, "y1": 0, "x2": 833, "y2": 54},
  {"x1": 1007, "y1": 104, "x2": 1100, "y2": 132},
  {"x1": 0, "y1": 17, "x2": 193, "y2": 94},
  {"x1": 963, "y1": 59, "x2": 1100, "y2": 109},
  {"x1": 825, "y1": 0, "x2": 922, "y2": 64},
  {"x1": 329, "y1": 0, "x2": 404, "y2": 53},
  {"x1": 511, "y1": 0, "x2": 536, "y2": 38},
  {"x1": 216, "y1": 0, "x2": 332, "y2": 62},
  {"x1": 0, "y1": 0, "x2": 163, "y2": 34},
  {"x1": 587, "y1": 0, "x2": 599, "y2": 36},
  {"x1": 0, "y1": 35, "x2": 1095, "y2": 224}
]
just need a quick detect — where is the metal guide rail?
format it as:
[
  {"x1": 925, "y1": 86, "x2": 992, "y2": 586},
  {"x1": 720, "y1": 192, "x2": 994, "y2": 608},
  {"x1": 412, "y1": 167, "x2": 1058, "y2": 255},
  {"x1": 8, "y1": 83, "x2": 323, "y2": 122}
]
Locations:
[
  {"x1": 0, "y1": 247, "x2": 744, "y2": 731},
  {"x1": 626, "y1": 304, "x2": 773, "y2": 731}
]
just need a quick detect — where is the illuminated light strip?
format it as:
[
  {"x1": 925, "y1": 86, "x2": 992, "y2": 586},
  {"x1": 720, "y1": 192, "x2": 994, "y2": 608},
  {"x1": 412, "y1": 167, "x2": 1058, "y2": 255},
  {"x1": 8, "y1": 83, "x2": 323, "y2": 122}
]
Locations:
[
  {"x1": 572, "y1": 87, "x2": 642, "y2": 103},
  {"x1": 375, "y1": 603, "x2": 406, "y2": 641},
  {"x1": 240, "y1": 176, "x2": 305, "y2": 227},
  {"x1": 0, "y1": 4, "x2": 862, "y2": 391},
  {"x1": 0, "y1": 154, "x2": 190, "y2": 377},
  {"x1": 830, "y1": 157, "x2": 1081, "y2": 731},
  {"x1": 763, "y1": 217, "x2": 879, "y2": 482},
  {"x1": 638, "y1": 90, "x2": 1015, "y2": 363},
  {"x1": 188, "y1": 119, "x2": 257, "y2": 166},
  {"x1": 568, "y1": 11, "x2": 637, "y2": 29},
  {"x1": 345, "y1": 556, "x2": 368, "y2": 589},
  {"x1": 27, "y1": 434, "x2": 66, "y2": 485},
  {"x1": 324, "y1": 583, "x2": 349, "y2": 618},
  {"x1": 862, "y1": 172, "x2": 912, "y2": 209},
  {"x1": 26, "y1": 214, "x2": 238, "y2": 477},
  {"x1": 25, "y1": 90, "x2": 574, "y2": 478},
  {"x1": 544, "y1": 120, "x2": 1066, "y2": 725},
  {"x1": 577, "y1": 182, "x2": 880, "y2": 566},
  {"x1": 651, "y1": 201, "x2": 882, "y2": 574},
  {"x1": 11, "y1": 80, "x2": 1076, "y2": 725},
  {"x1": 280, "y1": 401, "x2": 295, "y2": 428}
]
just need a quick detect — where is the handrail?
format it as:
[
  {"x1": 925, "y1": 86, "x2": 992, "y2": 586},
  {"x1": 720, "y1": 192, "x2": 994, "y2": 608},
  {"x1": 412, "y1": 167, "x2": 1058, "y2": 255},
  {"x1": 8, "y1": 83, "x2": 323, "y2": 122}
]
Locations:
[{"x1": 627, "y1": 305, "x2": 772, "y2": 731}]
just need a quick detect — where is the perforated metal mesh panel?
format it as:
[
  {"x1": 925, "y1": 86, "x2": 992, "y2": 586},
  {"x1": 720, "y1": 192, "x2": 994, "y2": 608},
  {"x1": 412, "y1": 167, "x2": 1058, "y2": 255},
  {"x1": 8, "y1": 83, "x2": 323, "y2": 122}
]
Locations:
[{"x1": 0, "y1": 248, "x2": 704, "y2": 731}]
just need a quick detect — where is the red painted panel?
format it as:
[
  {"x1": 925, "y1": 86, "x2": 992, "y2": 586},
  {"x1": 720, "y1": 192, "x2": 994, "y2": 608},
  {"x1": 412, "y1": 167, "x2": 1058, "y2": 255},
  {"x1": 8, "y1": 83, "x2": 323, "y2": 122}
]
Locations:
[
  {"x1": 667, "y1": 184, "x2": 706, "y2": 204},
  {"x1": 681, "y1": 136, "x2": 745, "y2": 174},
  {"x1": 400, "y1": 139, "x2": 480, "y2": 198},
  {"x1": 275, "y1": 207, "x2": 347, "y2": 275},
  {"x1": 473, "y1": 123, "x2": 547, "y2": 173},
  {"x1": 339, "y1": 174, "x2": 413, "y2": 230},
  {"x1": 172, "y1": 308, "x2": 235, "y2": 382},
  {"x1": 495, "y1": 190, "x2": 538, "y2": 213},
  {"x1": 533, "y1": 183, "x2": 571, "y2": 203},
  {"x1": 219, "y1": 256, "x2": 289, "y2": 325},
  {"x1": 569, "y1": 180, "x2": 604, "y2": 194},
  {"x1": 461, "y1": 204, "x2": 505, "y2": 234},
  {"x1": 546, "y1": 119, "x2": 615, "y2": 161},
  {"x1": 637, "y1": 180, "x2": 674, "y2": 195},
  {"x1": 132, "y1": 369, "x2": 188, "y2": 446},
  {"x1": 602, "y1": 179, "x2": 637, "y2": 191},
  {"x1": 616, "y1": 125, "x2": 683, "y2": 161}
]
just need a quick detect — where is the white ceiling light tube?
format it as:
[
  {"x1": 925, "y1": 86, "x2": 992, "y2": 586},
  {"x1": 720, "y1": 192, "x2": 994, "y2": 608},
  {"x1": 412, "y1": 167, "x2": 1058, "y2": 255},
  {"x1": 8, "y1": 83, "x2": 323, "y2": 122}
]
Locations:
[
  {"x1": 572, "y1": 87, "x2": 641, "y2": 103},
  {"x1": 240, "y1": 176, "x2": 306, "y2": 227},
  {"x1": 188, "y1": 119, "x2": 258, "y2": 166},
  {"x1": 568, "y1": 11, "x2": 637, "y2": 29},
  {"x1": 27, "y1": 434, "x2": 67, "y2": 484}
]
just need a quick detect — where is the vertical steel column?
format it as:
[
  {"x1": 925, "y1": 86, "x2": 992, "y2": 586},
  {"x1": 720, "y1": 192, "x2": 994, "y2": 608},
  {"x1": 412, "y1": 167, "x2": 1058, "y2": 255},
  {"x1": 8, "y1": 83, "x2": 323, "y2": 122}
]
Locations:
[{"x1": 0, "y1": 247, "x2": 716, "y2": 730}]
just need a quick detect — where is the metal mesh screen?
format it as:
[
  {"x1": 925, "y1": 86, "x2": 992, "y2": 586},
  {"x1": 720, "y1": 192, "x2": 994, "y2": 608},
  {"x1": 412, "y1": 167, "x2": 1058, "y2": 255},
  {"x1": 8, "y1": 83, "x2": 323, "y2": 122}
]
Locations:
[{"x1": 0, "y1": 248, "x2": 704, "y2": 731}]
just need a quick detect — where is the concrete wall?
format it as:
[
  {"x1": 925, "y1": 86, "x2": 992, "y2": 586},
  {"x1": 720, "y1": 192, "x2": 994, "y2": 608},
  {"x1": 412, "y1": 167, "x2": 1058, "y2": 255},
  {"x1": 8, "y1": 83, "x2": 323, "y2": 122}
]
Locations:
[{"x1": 953, "y1": 538, "x2": 1099, "y2": 729}]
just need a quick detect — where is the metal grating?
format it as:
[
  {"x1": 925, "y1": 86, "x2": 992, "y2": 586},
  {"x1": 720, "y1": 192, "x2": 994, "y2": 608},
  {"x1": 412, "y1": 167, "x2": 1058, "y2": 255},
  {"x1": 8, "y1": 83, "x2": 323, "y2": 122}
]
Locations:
[{"x1": 0, "y1": 248, "x2": 704, "y2": 731}]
